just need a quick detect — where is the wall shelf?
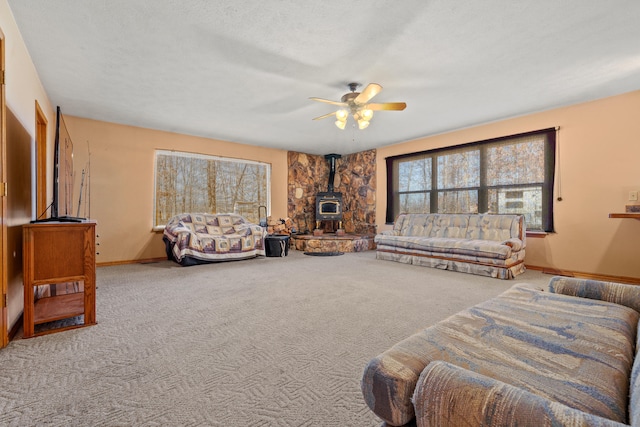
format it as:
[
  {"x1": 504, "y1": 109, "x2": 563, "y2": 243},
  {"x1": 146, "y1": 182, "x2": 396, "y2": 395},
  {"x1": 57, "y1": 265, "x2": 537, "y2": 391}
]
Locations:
[{"x1": 609, "y1": 213, "x2": 640, "y2": 219}]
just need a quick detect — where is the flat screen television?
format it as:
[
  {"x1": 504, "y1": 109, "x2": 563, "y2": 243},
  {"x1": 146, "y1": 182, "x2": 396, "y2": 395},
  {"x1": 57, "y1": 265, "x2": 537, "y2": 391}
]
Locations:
[{"x1": 33, "y1": 106, "x2": 84, "y2": 223}]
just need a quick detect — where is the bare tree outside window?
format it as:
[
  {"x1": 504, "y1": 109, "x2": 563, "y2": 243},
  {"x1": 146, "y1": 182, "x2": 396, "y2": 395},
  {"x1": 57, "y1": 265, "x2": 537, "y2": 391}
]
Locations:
[
  {"x1": 437, "y1": 150, "x2": 480, "y2": 214},
  {"x1": 154, "y1": 150, "x2": 270, "y2": 227},
  {"x1": 398, "y1": 156, "x2": 431, "y2": 213}
]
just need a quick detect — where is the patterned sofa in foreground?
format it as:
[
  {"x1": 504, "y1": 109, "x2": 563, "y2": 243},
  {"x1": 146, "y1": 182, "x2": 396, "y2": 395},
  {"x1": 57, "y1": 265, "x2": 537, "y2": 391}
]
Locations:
[
  {"x1": 375, "y1": 213, "x2": 526, "y2": 279},
  {"x1": 163, "y1": 213, "x2": 266, "y2": 266},
  {"x1": 362, "y1": 276, "x2": 640, "y2": 427}
]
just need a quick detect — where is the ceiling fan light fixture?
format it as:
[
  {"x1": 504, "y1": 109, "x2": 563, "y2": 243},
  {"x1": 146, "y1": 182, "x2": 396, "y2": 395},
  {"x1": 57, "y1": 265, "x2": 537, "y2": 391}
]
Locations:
[
  {"x1": 357, "y1": 119, "x2": 370, "y2": 130},
  {"x1": 336, "y1": 109, "x2": 349, "y2": 121},
  {"x1": 310, "y1": 82, "x2": 405, "y2": 131}
]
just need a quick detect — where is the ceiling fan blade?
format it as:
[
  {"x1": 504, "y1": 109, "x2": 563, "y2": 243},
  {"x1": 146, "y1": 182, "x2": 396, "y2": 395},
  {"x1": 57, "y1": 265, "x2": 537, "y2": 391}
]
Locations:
[
  {"x1": 309, "y1": 97, "x2": 347, "y2": 107},
  {"x1": 367, "y1": 102, "x2": 407, "y2": 111},
  {"x1": 312, "y1": 112, "x2": 337, "y2": 121},
  {"x1": 354, "y1": 83, "x2": 382, "y2": 105}
]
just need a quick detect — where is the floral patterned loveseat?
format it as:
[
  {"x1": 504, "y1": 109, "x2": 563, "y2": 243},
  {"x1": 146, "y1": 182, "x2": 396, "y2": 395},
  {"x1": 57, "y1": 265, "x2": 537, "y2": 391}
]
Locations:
[{"x1": 163, "y1": 213, "x2": 267, "y2": 266}]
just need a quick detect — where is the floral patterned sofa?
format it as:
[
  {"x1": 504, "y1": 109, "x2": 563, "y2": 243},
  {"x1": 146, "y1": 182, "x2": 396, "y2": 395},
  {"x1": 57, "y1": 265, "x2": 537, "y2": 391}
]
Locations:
[
  {"x1": 163, "y1": 213, "x2": 266, "y2": 266},
  {"x1": 362, "y1": 276, "x2": 640, "y2": 426},
  {"x1": 375, "y1": 213, "x2": 526, "y2": 279}
]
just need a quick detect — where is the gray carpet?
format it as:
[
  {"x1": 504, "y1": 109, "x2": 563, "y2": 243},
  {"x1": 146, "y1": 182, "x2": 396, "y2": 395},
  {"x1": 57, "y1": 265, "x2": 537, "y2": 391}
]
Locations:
[{"x1": 0, "y1": 250, "x2": 550, "y2": 426}]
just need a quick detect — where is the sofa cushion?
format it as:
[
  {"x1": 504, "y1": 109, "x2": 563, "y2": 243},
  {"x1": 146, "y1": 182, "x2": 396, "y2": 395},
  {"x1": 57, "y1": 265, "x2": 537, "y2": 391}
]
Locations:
[
  {"x1": 394, "y1": 213, "x2": 471, "y2": 238},
  {"x1": 375, "y1": 236, "x2": 514, "y2": 259},
  {"x1": 414, "y1": 361, "x2": 625, "y2": 427},
  {"x1": 431, "y1": 214, "x2": 470, "y2": 238},
  {"x1": 394, "y1": 213, "x2": 436, "y2": 236},
  {"x1": 549, "y1": 276, "x2": 640, "y2": 313},
  {"x1": 392, "y1": 213, "x2": 524, "y2": 242},
  {"x1": 465, "y1": 214, "x2": 524, "y2": 242},
  {"x1": 375, "y1": 242, "x2": 525, "y2": 266},
  {"x1": 361, "y1": 284, "x2": 638, "y2": 426}
]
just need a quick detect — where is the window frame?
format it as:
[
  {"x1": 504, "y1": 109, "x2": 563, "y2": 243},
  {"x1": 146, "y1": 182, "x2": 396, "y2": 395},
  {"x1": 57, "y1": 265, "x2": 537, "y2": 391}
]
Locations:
[
  {"x1": 386, "y1": 128, "x2": 556, "y2": 232},
  {"x1": 153, "y1": 149, "x2": 271, "y2": 230}
]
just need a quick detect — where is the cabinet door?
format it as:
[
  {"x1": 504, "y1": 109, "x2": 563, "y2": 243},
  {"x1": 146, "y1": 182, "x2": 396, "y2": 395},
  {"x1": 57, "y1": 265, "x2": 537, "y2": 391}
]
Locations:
[{"x1": 31, "y1": 226, "x2": 86, "y2": 281}]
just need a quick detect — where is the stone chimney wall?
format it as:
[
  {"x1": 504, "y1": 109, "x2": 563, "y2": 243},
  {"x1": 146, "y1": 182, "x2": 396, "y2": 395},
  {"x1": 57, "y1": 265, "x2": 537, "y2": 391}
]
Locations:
[{"x1": 287, "y1": 149, "x2": 376, "y2": 235}]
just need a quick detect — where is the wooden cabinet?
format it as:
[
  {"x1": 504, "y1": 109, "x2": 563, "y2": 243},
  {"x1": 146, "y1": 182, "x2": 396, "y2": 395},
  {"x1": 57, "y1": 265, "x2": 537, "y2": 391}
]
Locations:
[{"x1": 22, "y1": 222, "x2": 96, "y2": 338}]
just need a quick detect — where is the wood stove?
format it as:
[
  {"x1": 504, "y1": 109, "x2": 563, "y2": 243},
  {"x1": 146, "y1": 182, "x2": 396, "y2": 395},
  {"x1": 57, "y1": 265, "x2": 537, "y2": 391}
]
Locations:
[
  {"x1": 315, "y1": 153, "x2": 343, "y2": 229},
  {"x1": 316, "y1": 192, "x2": 343, "y2": 221}
]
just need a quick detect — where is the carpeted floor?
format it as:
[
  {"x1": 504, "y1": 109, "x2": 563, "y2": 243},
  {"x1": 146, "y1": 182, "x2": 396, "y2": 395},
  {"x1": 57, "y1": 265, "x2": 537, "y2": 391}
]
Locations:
[{"x1": 0, "y1": 250, "x2": 551, "y2": 426}]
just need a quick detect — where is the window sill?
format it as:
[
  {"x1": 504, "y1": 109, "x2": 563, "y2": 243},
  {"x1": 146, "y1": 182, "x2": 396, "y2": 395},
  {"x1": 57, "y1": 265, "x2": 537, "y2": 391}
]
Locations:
[
  {"x1": 152, "y1": 225, "x2": 165, "y2": 232},
  {"x1": 526, "y1": 231, "x2": 547, "y2": 238}
]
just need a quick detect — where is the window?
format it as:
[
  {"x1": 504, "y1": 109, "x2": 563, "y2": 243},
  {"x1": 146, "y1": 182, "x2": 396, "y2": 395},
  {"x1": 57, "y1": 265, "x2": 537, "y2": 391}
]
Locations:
[
  {"x1": 154, "y1": 150, "x2": 270, "y2": 227},
  {"x1": 386, "y1": 128, "x2": 556, "y2": 231}
]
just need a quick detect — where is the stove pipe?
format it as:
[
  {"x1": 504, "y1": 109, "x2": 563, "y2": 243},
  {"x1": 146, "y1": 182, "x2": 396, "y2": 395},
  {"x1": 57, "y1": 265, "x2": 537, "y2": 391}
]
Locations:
[{"x1": 324, "y1": 153, "x2": 341, "y2": 193}]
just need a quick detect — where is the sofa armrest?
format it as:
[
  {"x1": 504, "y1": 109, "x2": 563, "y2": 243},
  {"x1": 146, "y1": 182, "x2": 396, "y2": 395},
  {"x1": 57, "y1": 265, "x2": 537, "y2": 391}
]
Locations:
[
  {"x1": 413, "y1": 361, "x2": 626, "y2": 427},
  {"x1": 379, "y1": 230, "x2": 400, "y2": 237},
  {"x1": 362, "y1": 355, "x2": 422, "y2": 426},
  {"x1": 163, "y1": 222, "x2": 192, "y2": 243},
  {"x1": 549, "y1": 276, "x2": 640, "y2": 313},
  {"x1": 501, "y1": 238, "x2": 524, "y2": 251}
]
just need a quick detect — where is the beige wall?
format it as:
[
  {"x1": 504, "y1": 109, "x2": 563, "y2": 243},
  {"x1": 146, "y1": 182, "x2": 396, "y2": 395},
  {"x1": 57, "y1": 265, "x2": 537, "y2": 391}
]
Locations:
[
  {"x1": 1, "y1": 0, "x2": 56, "y2": 331},
  {"x1": 63, "y1": 91, "x2": 640, "y2": 278},
  {"x1": 377, "y1": 90, "x2": 640, "y2": 279},
  {"x1": 1, "y1": 1, "x2": 55, "y2": 131},
  {"x1": 64, "y1": 116, "x2": 288, "y2": 265}
]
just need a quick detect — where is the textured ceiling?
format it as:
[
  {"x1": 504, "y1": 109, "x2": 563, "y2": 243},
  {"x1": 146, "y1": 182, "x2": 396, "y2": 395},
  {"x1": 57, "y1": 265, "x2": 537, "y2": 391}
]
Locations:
[{"x1": 8, "y1": 0, "x2": 640, "y2": 155}]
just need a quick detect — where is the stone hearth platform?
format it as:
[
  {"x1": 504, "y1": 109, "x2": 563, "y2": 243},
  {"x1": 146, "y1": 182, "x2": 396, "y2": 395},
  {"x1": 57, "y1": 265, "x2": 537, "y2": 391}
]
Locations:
[{"x1": 292, "y1": 233, "x2": 376, "y2": 253}]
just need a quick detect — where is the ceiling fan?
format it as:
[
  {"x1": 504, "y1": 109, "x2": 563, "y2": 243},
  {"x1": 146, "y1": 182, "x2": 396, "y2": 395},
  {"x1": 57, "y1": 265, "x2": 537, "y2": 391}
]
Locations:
[{"x1": 310, "y1": 83, "x2": 406, "y2": 130}]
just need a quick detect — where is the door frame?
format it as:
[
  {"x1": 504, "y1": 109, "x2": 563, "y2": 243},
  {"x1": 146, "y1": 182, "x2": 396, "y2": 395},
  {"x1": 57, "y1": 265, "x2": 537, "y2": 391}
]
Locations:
[
  {"x1": 1, "y1": 26, "x2": 8, "y2": 348},
  {"x1": 35, "y1": 100, "x2": 47, "y2": 219}
]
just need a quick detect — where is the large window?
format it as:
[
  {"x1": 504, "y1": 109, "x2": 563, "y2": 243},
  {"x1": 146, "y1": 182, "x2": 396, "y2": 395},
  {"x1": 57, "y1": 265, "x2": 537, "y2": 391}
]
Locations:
[
  {"x1": 386, "y1": 128, "x2": 556, "y2": 231},
  {"x1": 154, "y1": 150, "x2": 270, "y2": 227}
]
